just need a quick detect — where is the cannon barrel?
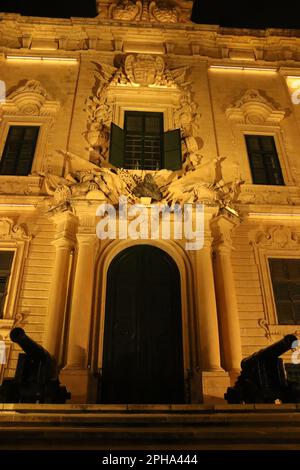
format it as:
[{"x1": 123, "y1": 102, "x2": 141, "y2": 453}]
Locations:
[
  {"x1": 241, "y1": 334, "x2": 297, "y2": 369},
  {"x1": 10, "y1": 327, "x2": 50, "y2": 363}
]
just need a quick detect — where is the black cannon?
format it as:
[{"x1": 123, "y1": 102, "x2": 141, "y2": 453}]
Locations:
[
  {"x1": 0, "y1": 328, "x2": 71, "y2": 403},
  {"x1": 225, "y1": 334, "x2": 300, "y2": 404}
]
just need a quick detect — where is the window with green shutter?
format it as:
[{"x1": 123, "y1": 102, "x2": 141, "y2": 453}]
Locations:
[
  {"x1": 245, "y1": 135, "x2": 284, "y2": 185},
  {"x1": 0, "y1": 126, "x2": 39, "y2": 176},
  {"x1": 269, "y1": 259, "x2": 300, "y2": 325},
  {"x1": 0, "y1": 251, "x2": 14, "y2": 319},
  {"x1": 109, "y1": 111, "x2": 182, "y2": 171}
]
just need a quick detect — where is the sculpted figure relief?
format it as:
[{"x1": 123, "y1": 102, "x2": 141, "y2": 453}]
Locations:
[{"x1": 43, "y1": 154, "x2": 243, "y2": 211}]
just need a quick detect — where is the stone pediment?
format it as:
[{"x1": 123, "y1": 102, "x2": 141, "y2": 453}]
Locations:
[
  {"x1": 0, "y1": 80, "x2": 60, "y2": 117},
  {"x1": 226, "y1": 89, "x2": 286, "y2": 125}
]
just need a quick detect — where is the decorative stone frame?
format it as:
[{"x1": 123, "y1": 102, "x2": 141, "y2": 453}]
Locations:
[
  {"x1": 0, "y1": 80, "x2": 60, "y2": 176},
  {"x1": 0, "y1": 217, "x2": 31, "y2": 322},
  {"x1": 226, "y1": 89, "x2": 293, "y2": 186},
  {"x1": 85, "y1": 56, "x2": 202, "y2": 168},
  {"x1": 0, "y1": 218, "x2": 31, "y2": 382},
  {"x1": 107, "y1": 86, "x2": 181, "y2": 132},
  {"x1": 251, "y1": 225, "x2": 300, "y2": 337}
]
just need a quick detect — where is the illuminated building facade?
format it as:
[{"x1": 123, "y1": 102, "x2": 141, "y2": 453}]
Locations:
[{"x1": 0, "y1": 1, "x2": 300, "y2": 408}]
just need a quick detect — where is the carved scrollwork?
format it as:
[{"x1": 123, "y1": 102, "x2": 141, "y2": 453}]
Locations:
[
  {"x1": 258, "y1": 319, "x2": 272, "y2": 341},
  {"x1": 0, "y1": 80, "x2": 60, "y2": 117},
  {"x1": 226, "y1": 89, "x2": 286, "y2": 125},
  {"x1": 0, "y1": 217, "x2": 31, "y2": 241},
  {"x1": 149, "y1": 0, "x2": 178, "y2": 23},
  {"x1": 110, "y1": 0, "x2": 142, "y2": 20},
  {"x1": 253, "y1": 226, "x2": 300, "y2": 249},
  {"x1": 85, "y1": 57, "x2": 202, "y2": 166},
  {"x1": 106, "y1": 0, "x2": 186, "y2": 23}
]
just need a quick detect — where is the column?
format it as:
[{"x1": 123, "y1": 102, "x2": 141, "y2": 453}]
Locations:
[
  {"x1": 212, "y1": 213, "x2": 242, "y2": 378},
  {"x1": 45, "y1": 210, "x2": 77, "y2": 360},
  {"x1": 65, "y1": 233, "x2": 96, "y2": 368},
  {"x1": 190, "y1": 209, "x2": 230, "y2": 403},
  {"x1": 193, "y1": 240, "x2": 223, "y2": 372}
]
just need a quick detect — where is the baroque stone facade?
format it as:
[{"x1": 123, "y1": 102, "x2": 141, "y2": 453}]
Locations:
[{"x1": 0, "y1": 2, "x2": 300, "y2": 406}]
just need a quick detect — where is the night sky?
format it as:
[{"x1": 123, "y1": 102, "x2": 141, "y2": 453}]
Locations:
[{"x1": 0, "y1": 0, "x2": 299, "y2": 30}]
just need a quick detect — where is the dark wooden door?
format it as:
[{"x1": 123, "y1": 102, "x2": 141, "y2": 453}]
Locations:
[{"x1": 100, "y1": 245, "x2": 185, "y2": 404}]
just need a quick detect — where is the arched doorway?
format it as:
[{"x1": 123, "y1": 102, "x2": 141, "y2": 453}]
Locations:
[{"x1": 99, "y1": 245, "x2": 185, "y2": 404}]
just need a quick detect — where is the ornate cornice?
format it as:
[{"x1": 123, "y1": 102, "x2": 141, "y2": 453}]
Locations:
[{"x1": 1, "y1": 12, "x2": 300, "y2": 63}]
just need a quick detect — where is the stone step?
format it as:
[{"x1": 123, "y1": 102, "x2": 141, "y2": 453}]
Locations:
[{"x1": 1, "y1": 404, "x2": 300, "y2": 449}]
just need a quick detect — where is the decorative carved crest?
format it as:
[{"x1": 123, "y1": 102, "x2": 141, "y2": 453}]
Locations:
[
  {"x1": 97, "y1": 0, "x2": 190, "y2": 23},
  {"x1": 149, "y1": 1, "x2": 178, "y2": 22},
  {"x1": 0, "y1": 217, "x2": 31, "y2": 241},
  {"x1": 110, "y1": 0, "x2": 143, "y2": 21},
  {"x1": 226, "y1": 89, "x2": 286, "y2": 125},
  {"x1": 0, "y1": 80, "x2": 60, "y2": 117},
  {"x1": 253, "y1": 226, "x2": 300, "y2": 249},
  {"x1": 124, "y1": 54, "x2": 165, "y2": 86}
]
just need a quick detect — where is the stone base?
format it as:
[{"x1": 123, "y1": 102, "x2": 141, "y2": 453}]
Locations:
[
  {"x1": 201, "y1": 370, "x2": 230, "y2": 404},
  {"x1": 60, "y1": 367, "x2": 95, "y2": 403}
]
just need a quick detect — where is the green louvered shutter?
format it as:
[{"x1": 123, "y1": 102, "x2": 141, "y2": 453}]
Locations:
[
  {"x1": 163, "y1": 129, "x2": 182, "y2": 171},
  {"x1": 109, "y1": 123, "x2": 125, "y2": 168}
]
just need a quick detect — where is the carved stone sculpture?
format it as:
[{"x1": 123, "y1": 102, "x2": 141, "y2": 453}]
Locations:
[
  {"x1": 124, "y1": 54, "x2": 165, "y2": 86},
  {"x1": 110, "y1": 0, "x2": 142, "y2": 20},
  {"x1": 133, "y1": 174, "x2": 163, "y2": 201}
]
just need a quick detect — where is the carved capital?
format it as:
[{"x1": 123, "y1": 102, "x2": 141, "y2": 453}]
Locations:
[
  {"x1": 211, "y1": 212, "x2": 240, "y2": 251},
  {"x1": 49, "y1": 210, "x2": 78, "y2": 245}
]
